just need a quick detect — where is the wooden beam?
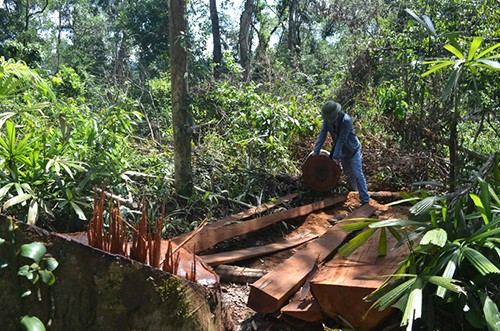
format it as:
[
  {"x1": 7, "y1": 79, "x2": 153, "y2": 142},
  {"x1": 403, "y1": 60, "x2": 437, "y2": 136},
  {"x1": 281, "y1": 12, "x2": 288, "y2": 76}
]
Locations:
[
  {"x1": 200, "y1": 233, "x2": 318, "y2": 266},
  {"x1": 281, "y1": 290, "x2": 324, "y2": 323},
  {"x1": 247, "y1": 203, "x2": 377, "y2": 314},
  {"x1": 173, "y1": 195, "x2": 347, "y2": 254},
  {"x1": 310, "y1": 230, "x2": 409, "y2": 331},
  {"x1": 171, "y1": 193, "x2": 297, "y2": 252}
]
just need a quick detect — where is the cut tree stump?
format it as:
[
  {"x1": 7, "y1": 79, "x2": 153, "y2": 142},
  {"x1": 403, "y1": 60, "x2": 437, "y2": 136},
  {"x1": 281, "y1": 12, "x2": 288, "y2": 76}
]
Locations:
[
  {"x1": 247, "y1": 203, "x2": 377, "y2": 314},
  {"x1": 173, "y1": 195, "x2": 347, "y2": 254},
  {"x1": 310, "y1": 230, "x2": 409, "y2": 331},
  {"x1": 200, "y1": 233, "x2": 318, "y2": 266}
]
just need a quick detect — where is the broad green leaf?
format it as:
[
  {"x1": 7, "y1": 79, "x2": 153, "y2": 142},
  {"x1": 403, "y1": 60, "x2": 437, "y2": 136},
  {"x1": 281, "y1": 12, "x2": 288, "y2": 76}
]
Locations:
[
  {"x1": 437, "y1": 250, "x2": 460, "y2": 298},
  {"x1": 421, "y1": 15, "x2": 437, "y2": 36},
  {"x1": 0, "y1": 258, "x2": 8, "y2": 268},
  {"x1": 371, "y1": 277, "x2": 416, "y2": 311},
  {"x1": 70, "y1": 201, "x2": 87, "y2": 221},
  {"x1": 3, "y1": 193, "x2": 32, "y2": 210},
  {"x1": 385, "y1": 197, "x2": 420, "y2": 206},
  {"x1": 339, "y1": 228, "x2": 377, "y2": 257},
  {"x1": 43, "y1": 257, "x2": 58, "y2": 271},
  {"x1": 0, "y1": 238, "x2": 5, "y2": 245},
  {"x1": 0, "y1": 182, "x2": 14, "y2": 199},
  {"x1": 444, "y1": 44, "x2": 465, "y2": 59},
  {"x1": 39, "y1": 270, "x2": 56, "y2": 285},
  {"x1": 463, "y1": 247, "x2": 500, "y2": 275},
  {"x1": 427, "y1": 275, "x2": 464, "y2": 294},
  {"x1": 20, "y1": 242, "x2": 46, "y2": 263},
  {"x1": 442, "y1": 69, "x2": 460, "y2": 100},
  {"x1": 27, "y1": 200, "x2": 38, "y2": 226},
  {"x1": 476, "y1": 59, "x2": 500, "y2": 69},
  {"x1": 409, "y1": 196, "x2": 438, "y2": 215},
  {"x1": 20, "y1": 289, "x2": 32, "y2": 297},
  {"x1": 19, "y1": 315, "x2": 46, "y2": 331},
  {"x1": 369, "y1": 219, "x2": 429, "y2": 228},
  {"x1": 470, "y1": 193, "x2": 490, "y2": 224},
  {"x1": 481, "y1": 294, "x2": 500, "y2": 331},
  {"x1": 420, "y1": 228, "x2": 447, "y2": 247},
  {"x1": 467, "y1": 37, "x2": 483, "y2": 61},
  {"x1": 340, "y1": 218, "x2": 378, "y2": 231},
  {"x1": 402, "y1": 278, "x2": 423, "y2": 330},
  {"x1": 421, "y1": 61, "x2": 454, "y2": 77},
  {"x1": 476, "y1": 42, "x2": 500, "y2": 59}
]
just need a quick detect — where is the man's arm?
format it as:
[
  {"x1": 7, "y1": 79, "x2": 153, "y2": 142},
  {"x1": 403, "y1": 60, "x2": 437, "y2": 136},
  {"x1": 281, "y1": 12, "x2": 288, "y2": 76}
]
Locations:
[{"x1": 312, "y1": 121, "x2": 328, "y2": 155}]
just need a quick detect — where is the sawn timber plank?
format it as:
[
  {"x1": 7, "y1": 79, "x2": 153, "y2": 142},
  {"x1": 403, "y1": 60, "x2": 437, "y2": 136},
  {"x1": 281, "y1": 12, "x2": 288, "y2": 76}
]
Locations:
[
  {"x1": 246, "y1": 203, "x2": 377, "y2": 314},
  {"x1": 200, "y1": 233, "x2": 318, "y2": 266},
  {"x1": 173, "y1": 195, "x2": 346, "y2": 254},
  {"x1": 171, "y1": 193, "x2": 297, "y2": 253},
  {"x1": 310, "y1": 229, "x2": 409, "y2": 331}
]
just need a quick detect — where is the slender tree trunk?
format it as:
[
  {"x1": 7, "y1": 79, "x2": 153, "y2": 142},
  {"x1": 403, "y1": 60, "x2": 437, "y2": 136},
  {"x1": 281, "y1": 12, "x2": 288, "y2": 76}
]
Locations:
[
  {"x1": 169, "y1": 0, "x2": 193, "y2": 196},
  {"x1": 449, "y1": 93, "x2": 459, "y2": 192},
  {"x1": 209, "y1": 0, "x2": 222, "y2": 78},
  {"x1": 288, "y1": 0, "x2": 299, "y2": 66},
  {"x1": 239, "y1": 0, "x2": 254, "y2": 81}
]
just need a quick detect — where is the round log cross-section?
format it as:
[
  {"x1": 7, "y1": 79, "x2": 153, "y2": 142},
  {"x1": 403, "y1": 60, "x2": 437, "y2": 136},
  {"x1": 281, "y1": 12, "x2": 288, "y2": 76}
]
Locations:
[{"x1": 301, "y1": 154, "x2": 341, "y2": 192}]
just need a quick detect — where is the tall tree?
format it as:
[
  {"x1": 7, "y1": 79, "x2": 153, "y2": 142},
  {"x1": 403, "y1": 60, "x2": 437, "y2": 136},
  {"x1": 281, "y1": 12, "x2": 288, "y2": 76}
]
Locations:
[
  {"x1": 209, "y1": 0, "x2": 222, "y2": 77},
  {"x1": 239, "y1": 0, "x2": 254, "y2": 81},
  {"x1": 169, "y1": 0, "x2": 193, "y2": 196}
]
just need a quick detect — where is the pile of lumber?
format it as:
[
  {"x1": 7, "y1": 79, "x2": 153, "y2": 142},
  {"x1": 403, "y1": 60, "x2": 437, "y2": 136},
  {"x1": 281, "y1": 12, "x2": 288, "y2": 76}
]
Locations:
[{"x1": 167, "y1": 192, "x2": 407, "y2": 330}]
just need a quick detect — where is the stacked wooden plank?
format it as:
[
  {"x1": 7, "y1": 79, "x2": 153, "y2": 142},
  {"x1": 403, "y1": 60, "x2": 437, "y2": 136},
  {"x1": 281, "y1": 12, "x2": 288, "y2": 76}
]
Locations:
[{"x1": 247, "y1": 204, "x2": 377, "y2": 314}]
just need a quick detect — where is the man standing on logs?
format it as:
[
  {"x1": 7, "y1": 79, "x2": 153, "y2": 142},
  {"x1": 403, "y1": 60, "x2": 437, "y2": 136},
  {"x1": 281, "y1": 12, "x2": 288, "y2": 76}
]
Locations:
[{"x1": 312, "y1": 101, "x2": 370, "y2": 205}]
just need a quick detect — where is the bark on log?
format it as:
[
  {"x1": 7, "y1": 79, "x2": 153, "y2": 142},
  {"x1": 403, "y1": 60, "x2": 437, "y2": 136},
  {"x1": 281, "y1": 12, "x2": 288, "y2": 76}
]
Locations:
[
  {"x1": 246, "y1": 204, "x2": 377, "y2": 314},
  {"x1": 0, "y1": 218, "x2": 233, "y2": 331},
  {"x1": 310, "y1": 230, "x2": 409, "y2": 331},
  {"x1": 214, "y1": 265, "x2": 267, "y2": 284}
]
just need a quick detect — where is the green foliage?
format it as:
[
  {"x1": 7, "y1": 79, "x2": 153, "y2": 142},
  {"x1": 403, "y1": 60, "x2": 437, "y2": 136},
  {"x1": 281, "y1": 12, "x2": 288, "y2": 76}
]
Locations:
[
  {"x1": 339, "y1": 172, "x2": 500, "y2": 330},
  {"x1": 1, "y1": 218, "x2": 59, "y2": 331}
]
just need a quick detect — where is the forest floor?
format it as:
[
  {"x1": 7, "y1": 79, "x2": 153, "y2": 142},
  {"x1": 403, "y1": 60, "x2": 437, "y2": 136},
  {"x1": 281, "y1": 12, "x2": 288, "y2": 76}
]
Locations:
[{"x1": 212, "y1": 192, "x2": 411, "y2": 331}]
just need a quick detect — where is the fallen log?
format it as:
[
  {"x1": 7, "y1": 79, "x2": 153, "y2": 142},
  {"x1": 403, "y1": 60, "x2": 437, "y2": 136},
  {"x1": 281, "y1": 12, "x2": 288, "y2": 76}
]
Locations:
[
  {"x1": 214, "y1": 265, "x2": 267, "y2": 284},
  {"x1": 171, "y1": 193, "x2": 297, "y2": 253},
  {"x1": 200, "y1": 233, "x2": 318, "y2": 266},
  {"x1": 310, "y1": 230, "x2": 409, "y2": 331},
  {"x1": 173, "y1": 195, "x2": 347, "y2": 254},
  {"x1": 247, "y1": 203, "x2": 377, "y2": 314},
  {"x1": 301, "y1": 154, "x2": 342, "y2": 192}
]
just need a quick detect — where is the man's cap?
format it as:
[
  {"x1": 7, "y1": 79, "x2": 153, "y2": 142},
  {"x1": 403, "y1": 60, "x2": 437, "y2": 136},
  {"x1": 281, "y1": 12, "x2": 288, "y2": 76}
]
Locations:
[{"x1": 321, "y1": 101, "x2": 341, "y2": 122}]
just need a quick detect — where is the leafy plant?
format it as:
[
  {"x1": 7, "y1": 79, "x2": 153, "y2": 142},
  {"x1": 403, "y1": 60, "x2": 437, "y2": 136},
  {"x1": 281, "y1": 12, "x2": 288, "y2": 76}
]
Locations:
[
  {"x1": 0, "y1": 217, "x2": 59, "y2": 331},
  {"x1": 339, "y1": 166, "x2": 500, "y2": 330}
]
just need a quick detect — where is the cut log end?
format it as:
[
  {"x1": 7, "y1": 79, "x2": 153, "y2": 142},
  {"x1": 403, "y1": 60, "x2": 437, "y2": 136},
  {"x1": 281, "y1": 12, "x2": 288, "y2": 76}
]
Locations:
[{"x1": 302, "y1": 154, "x2": 341, "y2": 192}]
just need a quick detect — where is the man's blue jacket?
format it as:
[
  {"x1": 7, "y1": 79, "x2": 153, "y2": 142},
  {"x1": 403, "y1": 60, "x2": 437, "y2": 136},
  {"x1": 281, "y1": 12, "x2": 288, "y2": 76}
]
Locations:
[{"x1": 313, "y1": 111, "x2": 361, "y2": 160}]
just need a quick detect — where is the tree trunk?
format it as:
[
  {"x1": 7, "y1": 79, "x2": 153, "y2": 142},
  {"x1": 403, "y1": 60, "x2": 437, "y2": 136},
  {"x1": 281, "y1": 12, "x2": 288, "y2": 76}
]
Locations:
[
  {"x1": 449, "y1": 93, "x2": 459, "y2": 192},
  {"x1": 239, "y1": 0, "x2": 254, "y2": 81},
  {"x1": 209, "y1": 0, "x2": 222, "y2": 78},
  {"x1": 287, "y1": 0, "x2": 299, "y2": 66},
  {"x1": 169, "y1": 0, "x2": 193, "y2": 196}
]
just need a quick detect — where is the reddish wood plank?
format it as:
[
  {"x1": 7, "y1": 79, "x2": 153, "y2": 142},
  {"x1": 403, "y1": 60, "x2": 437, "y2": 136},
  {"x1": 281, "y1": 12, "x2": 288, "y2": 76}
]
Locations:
[
  {"x1": 247, "y1": 203, "x2": 377, "y2": 314},
  {"x1": 171, "y1": 193, "x2": 297, "y2": 249},
  {"x1": 310, "y1": 231, "x2": 409, "y2": 331},
  {"x1": 174, "y1": 195, "x2": 347, "y2": 254},
  {"x1": 281, "y1": 290, "x2": 324, "y2": 323},
  {"x1": 200, "y1": 233, "x2": 318, "y2": 266}
]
